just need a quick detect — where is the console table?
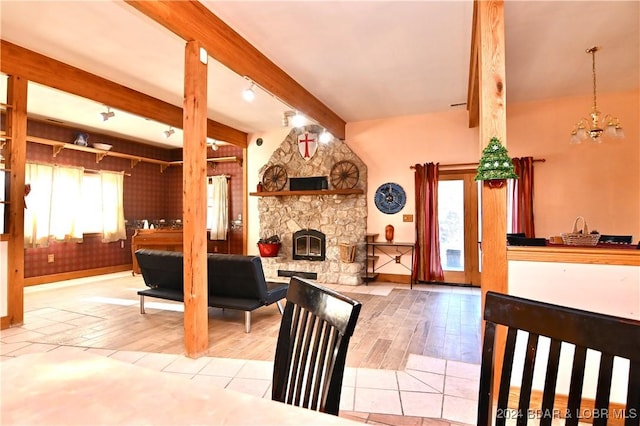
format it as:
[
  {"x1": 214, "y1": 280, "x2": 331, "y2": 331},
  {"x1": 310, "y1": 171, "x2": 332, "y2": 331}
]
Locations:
[{"x1": 366, "y1": 241, "x2": 416, "y2": 288}]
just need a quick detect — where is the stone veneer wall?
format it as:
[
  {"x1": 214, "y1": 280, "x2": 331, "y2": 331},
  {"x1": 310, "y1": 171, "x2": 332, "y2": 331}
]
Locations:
[{"x1": 257, "y1": 125, "x2": 367, "y2": 285}]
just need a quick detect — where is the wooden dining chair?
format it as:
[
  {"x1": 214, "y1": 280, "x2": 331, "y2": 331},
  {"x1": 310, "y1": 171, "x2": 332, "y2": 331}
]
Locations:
[
  {"x1": 272, "y1": 276, "x2": 362, "y2": 416},
  {"x1": 478, "y1": 291, "x2": 640, "y2": 426}
]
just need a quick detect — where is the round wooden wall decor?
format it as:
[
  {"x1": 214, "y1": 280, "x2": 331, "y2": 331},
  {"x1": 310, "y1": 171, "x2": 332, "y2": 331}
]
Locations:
[
  {"x1": 330, "y1": 160, "x2": 359, "y2": 189},
  {"x1": 262, "y1": 164, "x2": 288, "y2": 192}
]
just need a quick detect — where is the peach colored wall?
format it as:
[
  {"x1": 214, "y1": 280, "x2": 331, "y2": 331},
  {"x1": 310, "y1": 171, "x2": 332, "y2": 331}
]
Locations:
[
  {"x1": 507, "y1": 90, "x2": 639, "y2": 239},
  {"x1": 346, "y1": 90, "x2": 639, "y2": 247},
  {"x1": 247, "y1": 90, "x2": 638, "y2": 275}
]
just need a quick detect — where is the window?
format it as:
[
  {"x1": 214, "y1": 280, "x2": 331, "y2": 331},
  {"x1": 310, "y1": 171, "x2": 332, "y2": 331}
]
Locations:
[
  {"x1": 24, "y1": 163, "x2": 125, "y2": 246},
  {"x1": 79, "y1": 173, "x2": 103, "y2": 234}
]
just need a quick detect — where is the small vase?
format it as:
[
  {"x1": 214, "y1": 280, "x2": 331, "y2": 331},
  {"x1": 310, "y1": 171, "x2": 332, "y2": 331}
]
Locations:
[{"x1": 385, "y1": 224, "x2": 394, "y2": 242}]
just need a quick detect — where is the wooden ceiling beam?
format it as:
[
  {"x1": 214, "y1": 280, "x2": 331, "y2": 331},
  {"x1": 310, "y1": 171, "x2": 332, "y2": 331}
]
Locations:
[
  {"x1": 125, "y1": 0, "x2": 347, "y2": 140},
  {"x1": 467, "y1": 1, "x2": 480, "y2": 129},
  {"x1": 0, "y1": 40, "x2": 248, "y2": 148}
]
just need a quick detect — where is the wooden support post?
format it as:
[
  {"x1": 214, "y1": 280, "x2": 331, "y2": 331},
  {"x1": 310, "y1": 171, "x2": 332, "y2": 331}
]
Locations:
[
  {"x1": 4, "y1": 75, "x2": 28, "y2": 328},
  {"x1": 477, "y1": 0, "x2": 508, "y2": 398},
  {"x1": 182, "y1": 40, "x2": 209, "y2": 358}
]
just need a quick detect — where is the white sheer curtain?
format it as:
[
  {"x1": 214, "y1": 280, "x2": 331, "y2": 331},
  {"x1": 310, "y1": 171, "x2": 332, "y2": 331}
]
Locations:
[
  {"x1": 99, "y1": 170, "x2": 126, "y2": 242},
  {"x1": 24, "y1": 163, "x2": 84, "y2": 247},
  {"x1": 206, "y1": 175, "x2": 228, "y2": 240}
]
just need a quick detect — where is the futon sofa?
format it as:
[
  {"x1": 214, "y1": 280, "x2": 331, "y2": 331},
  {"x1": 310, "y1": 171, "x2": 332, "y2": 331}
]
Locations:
[{"x1": 134, "y1": 249, "x2": 288, "y2": 333}]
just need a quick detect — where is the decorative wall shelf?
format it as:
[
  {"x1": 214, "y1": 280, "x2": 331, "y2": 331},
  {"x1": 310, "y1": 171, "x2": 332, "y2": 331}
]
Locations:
[
  {"x1": 249, "y1": 188, "x2": 364, "y2": 197},
  {"x1": 19, "y1": 134, "x2": 241, "y2": 173}
]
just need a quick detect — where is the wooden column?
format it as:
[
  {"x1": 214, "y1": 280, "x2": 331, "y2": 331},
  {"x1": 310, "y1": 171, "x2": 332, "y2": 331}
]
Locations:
[
  {"x1": 4, "y1": 75, "x2": 28, "y2": 328},
  {"x1": 478, "y1": 0, "x2": 508, "y2": 299},
  {"x1": 182, "y1": 40, "x2": 208, "y2": 357},
  {"x1": 477, "y1": 0, "x2": 508, "y2": 398}
]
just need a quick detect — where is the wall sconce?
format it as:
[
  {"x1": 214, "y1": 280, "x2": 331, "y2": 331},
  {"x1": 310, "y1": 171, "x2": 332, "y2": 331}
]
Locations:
[
  {"x1": 163, "y1": 126, "x2": 175, "y2": 139},
  {"x1": 99, "y1": 106, "x2": 115, "y2": 122}
]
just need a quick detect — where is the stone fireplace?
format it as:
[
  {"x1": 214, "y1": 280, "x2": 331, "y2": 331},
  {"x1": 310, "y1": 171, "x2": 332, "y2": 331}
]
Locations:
[{"x1": 257, "y1": 125, "x2": 367, "y2": 285}]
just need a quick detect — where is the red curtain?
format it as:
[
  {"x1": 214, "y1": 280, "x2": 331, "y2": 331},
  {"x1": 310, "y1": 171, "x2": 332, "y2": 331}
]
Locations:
[
  {"x1": 511, "y1": 157, "x2": 535, "y2": 237},
  {"x1": 413, "y1": 163, "x2": 444, "y2": 282}
]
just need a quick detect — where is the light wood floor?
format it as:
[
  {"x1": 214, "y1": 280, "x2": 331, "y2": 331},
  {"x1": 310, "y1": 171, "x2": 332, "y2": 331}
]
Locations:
[{"x1": 20, "y1": 272, "x2": 481, "y2": 371}]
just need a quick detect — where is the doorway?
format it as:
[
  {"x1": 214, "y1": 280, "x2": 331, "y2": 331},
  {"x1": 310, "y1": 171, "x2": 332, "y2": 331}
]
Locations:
[{"x1": 437, "y1": 170, "x2": 480, "y2": 286}]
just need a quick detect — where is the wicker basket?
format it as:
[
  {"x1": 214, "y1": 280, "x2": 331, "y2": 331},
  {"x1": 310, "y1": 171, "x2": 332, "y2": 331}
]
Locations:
[
  {"x1": 561, "y1": 216, "x2": 600, "y2": 246},
  {"x1": 339, "y1": 243, "x2": 356, "y2": 263}
]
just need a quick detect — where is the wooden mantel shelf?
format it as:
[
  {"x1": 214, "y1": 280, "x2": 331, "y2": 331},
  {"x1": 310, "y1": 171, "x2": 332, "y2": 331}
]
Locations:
[{"x1": 250, "y1": 188, "x2": 364, "y2": 197}]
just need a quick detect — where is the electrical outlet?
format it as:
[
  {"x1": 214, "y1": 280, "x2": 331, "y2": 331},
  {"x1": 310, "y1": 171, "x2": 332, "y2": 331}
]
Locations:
[
  {"x1": 395, "y1": 255, "x2": 401, "y2": 264},
  {"x1": 403, "y1": 214, "x2": 413, "y2": 222},
  {"x1": 47, "y1": 254, "x2": 55, "y2": 263},
  {"x1": 120, "y1": 240, "x2": 125, "y2": 249},
  {"x1": 213, "y1": 246, "x2": 219, "y2": 253}
]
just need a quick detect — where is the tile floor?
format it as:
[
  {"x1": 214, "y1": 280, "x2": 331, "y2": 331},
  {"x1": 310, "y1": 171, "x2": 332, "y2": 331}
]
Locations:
[{"x1": 1, "y1": 273, "x2": 481, "y2": 425}]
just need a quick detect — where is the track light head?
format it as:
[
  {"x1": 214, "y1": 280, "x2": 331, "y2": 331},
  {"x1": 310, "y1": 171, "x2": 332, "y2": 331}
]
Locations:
[
  {"x1": 242, "y1": 83, "x2": 256, "y2": 102},
  {"x1": 99, "y1": 106, "x2": 115, "y2": 122},
  {"x1": 163, "y1": 127, "x2": 175, "y2": 139}
]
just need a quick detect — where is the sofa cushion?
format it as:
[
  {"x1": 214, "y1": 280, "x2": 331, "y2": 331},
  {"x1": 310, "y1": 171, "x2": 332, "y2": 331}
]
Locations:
[
  {"x1": 135, "y1": 249, "x2": 184, "y2": 292},
  {"x1": 207, "y1": 254, "x2": 270, "y2": 302}
]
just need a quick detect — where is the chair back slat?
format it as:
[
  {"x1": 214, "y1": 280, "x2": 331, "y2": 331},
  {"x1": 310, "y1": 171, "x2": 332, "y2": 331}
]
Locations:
[
  {"x1": 517, "y1": 333, "x2": 540, "y2": 426},
  {"x1": 626, "y1": 362, "x2": 640, "y2": 426},
  {"x1": 566, "y1": 345, "x2": 587, "y2": 426},
  {"x1": 303, "y1": 317, "x2": 324, "y2": 409},
  {"x1": 272, "y1": 276, "x2": 361, "y2": 416},
  {"x1": 496, "y1": 327, "x2": 518, "y2": 426},
  {"x1": 478, "y1": 291, "x2": 640, "y2": 426},
  {"x1": 289, "y1": 307, "x2": 310, "y2": 406},
  {"x1": 310, "y1": 323, "x2": 332, "y2": 410},
  {"x1": 478, "y1": 322, "x2": 496, "y2": 426},
  {"x1": 540, "y1": 338, "x2": 562, "y2": 425},
  {"x1": 593, "y1": 354, "x2": 614, "y2": 426}
]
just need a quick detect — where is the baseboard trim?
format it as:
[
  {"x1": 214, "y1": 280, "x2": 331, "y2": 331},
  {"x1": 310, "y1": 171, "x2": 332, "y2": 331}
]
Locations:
[
  {"x1": 509, "y1": 388, "x2": 628, "y2": 426},
  {"x1": 24, "y1": 264, "x2": 133, "y2": 287}
]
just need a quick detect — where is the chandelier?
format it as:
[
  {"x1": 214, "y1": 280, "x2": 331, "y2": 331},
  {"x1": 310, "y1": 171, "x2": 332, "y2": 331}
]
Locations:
[{"x1": 570, "y1": 46, "x2": 624, "y2": 144}]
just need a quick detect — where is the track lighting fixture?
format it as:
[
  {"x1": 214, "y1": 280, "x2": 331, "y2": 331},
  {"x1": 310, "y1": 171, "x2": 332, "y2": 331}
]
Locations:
[
  {"x1": 163, "y1": 126, "x2": 175, "y2": 139},
  {"x1": 207, "y1": 138, "x2": 220, "y2": 151},
  {"x1": 319, "y1": 129, "x2": 332, "y2": 143},
  {"x1": 242, "y1": 82, "x2": 256, "y2": 102},
  {"x1": 99, "y1": 106, "x2": 115, "y2": 122},
  {"x1": 282, "y1": 111, "x2": 306, "y2": 128},
  {"x1": 291, "y1": 112, "x2": 305, "y2": 128}
]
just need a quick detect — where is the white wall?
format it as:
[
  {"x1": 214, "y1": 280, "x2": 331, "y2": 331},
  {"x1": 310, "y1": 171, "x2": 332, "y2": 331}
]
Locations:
[
  {"x1": 246, "y1": 127, "x2": 292, "y2": 256},
  {"x1": 508, "y1": 260, "x2": 640, "y2": 404}
]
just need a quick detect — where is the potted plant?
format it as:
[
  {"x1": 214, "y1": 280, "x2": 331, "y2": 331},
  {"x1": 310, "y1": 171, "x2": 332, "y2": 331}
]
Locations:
[{"x1": 257, "y1": 234, "x2": 281, "y2": 257}]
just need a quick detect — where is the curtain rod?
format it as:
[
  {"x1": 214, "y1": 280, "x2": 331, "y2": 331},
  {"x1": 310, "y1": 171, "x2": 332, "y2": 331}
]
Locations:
[
  {"x1": 84, "y1": 168, "x2": 131, "y2": 177},
  {"x1": 410, "y1": 158, "x2": 545, "y2": 170}
]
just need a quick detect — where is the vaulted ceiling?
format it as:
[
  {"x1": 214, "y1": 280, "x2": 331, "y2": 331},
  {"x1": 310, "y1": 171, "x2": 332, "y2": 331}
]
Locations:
[{"x1": 1, "y1": 1, "x2": 638, "y2": 148}]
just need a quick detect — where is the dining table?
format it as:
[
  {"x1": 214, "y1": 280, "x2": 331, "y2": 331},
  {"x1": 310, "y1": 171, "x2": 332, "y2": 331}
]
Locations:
[{"x1": 0, "y1": 351, "x2": 361, "y2": 425}]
